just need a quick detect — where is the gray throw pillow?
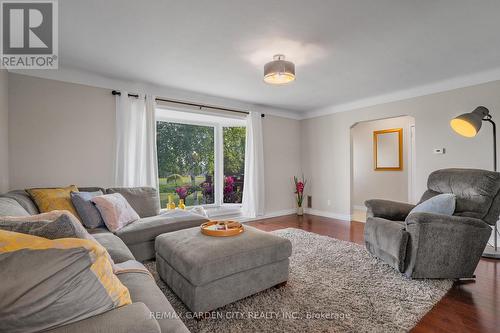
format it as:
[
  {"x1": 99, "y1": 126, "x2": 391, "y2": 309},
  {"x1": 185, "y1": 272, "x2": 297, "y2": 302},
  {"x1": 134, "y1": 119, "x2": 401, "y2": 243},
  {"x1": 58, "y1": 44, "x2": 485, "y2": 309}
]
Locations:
[
  {"x1": 0, "y1": 213, "x2": 94, "y2": 240},
  {"x1": 71, "y1": 191, "x2": 105, "y2": 229},
  {"x1": 409, "y1": 193, "x2": 456, "y2": 216},
  {"x1": 0, "y1": 197, "x2": 30, "y2": 217}
]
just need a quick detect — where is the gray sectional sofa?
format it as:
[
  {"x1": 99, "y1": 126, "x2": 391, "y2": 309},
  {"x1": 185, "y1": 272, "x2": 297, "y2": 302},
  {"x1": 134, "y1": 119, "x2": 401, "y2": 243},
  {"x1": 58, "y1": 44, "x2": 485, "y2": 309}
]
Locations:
[
  {"x1": 3, "y1": 187, "x2": 208, "y2": 261},
  {"x1": 1, "y1": 186, "x2": 210, "y2": 333}
]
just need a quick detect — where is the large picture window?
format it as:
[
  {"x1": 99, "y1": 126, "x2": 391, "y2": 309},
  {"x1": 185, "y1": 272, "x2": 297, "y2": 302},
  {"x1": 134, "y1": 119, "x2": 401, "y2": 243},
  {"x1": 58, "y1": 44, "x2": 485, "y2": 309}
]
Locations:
[{"x1": 156, "y1": 108, "x2": 245, "y2": 208}]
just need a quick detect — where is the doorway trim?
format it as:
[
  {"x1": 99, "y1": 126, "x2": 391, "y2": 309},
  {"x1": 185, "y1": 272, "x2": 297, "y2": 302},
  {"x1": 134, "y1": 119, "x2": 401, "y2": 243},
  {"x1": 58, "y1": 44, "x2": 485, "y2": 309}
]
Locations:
[{"x1": 349, "y1": 115, "x2": 417, "y2": 220}]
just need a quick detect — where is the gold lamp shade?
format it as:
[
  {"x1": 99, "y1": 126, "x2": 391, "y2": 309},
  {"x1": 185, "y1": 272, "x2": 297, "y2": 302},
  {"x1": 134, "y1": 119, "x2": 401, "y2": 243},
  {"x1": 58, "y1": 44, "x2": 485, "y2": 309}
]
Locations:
[
  {"x1": 450, "y1": 106, "x2": 489, "y2": 137},
  {"x1": 264, "y1": 54, "x2": 295, "y2": 85}
]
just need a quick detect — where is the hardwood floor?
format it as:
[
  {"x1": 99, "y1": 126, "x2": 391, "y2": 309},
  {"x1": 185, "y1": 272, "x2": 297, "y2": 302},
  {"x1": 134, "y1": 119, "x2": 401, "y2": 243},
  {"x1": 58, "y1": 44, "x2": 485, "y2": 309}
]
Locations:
[{"x1": 247, "y1": 214, "x2": 500, "y2": 333}]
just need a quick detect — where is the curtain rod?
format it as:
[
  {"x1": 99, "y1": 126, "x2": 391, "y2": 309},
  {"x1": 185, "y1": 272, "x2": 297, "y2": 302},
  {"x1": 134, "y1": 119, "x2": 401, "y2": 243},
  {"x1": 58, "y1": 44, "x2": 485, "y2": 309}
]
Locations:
[{"x1": 111, "y1": 90, "x2": 264, "y2": 117}]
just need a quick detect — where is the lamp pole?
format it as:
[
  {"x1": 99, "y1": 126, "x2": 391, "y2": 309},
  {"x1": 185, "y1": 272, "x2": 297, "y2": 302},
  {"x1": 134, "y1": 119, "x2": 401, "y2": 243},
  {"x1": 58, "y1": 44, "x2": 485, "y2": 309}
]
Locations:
[
  {"x1": 483, "y1": 114, "x2": 499, "y2": 258},
  {"x1": 451, "y1": 107, "x2": 500, "y2": 258},
  {"x1": 483, "y1": 115, "x2": 497, "y2": 172}
]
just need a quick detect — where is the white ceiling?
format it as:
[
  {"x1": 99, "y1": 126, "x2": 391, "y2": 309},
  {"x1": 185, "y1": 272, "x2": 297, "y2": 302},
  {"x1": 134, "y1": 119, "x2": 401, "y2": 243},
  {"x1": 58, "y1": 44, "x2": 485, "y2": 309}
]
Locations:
[{"x1": 58, "y1": 0, "x2": 500, "y2": 114}]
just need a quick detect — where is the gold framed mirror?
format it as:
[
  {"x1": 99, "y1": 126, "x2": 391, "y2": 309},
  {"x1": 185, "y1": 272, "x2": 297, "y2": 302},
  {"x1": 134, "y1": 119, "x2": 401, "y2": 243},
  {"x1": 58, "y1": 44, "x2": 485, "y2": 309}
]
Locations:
[{"x1": 373, "y1": 128, "x2": 403, "y2": 171}]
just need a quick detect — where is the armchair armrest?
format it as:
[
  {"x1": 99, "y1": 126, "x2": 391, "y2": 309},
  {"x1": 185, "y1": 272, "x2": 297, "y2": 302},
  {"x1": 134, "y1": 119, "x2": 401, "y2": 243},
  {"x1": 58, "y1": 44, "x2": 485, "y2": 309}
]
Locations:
[
  {"x1": 404, "y1": 212, "x2": 491, "y2": 278},
  {"x1": 405, "y1": 212, "x2": 490, "y2": 229},
  {"x1": 365, "y1": 199, "x2": 415, "y2": 221}
]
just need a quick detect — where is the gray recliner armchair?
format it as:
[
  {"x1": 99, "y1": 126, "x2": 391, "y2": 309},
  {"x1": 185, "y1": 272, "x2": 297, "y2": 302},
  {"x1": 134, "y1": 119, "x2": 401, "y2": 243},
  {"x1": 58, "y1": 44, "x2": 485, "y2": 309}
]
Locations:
[{"x1": 364, "y1": 168, "x2": 500, "y2": 279}]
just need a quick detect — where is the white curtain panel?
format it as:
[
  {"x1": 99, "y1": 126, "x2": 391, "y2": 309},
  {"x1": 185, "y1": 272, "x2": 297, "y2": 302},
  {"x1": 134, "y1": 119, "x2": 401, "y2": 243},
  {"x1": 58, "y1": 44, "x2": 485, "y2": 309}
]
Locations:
[
  {"x1": 242, "y1": 112, "x2": 265, "y2": 218},
  {"x1": 115, "y1": 93, "x2": 158, "y2": 188}
]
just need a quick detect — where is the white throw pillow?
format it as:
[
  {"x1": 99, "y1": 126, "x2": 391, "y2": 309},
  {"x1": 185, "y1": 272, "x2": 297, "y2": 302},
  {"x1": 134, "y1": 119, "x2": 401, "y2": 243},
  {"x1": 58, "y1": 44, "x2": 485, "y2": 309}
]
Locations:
[
  {"x1": 409, "y1": 193, "x2": 456, "y2": 216},
  {"x1": 91, "y1": 193, "x2": 140, "y2": 232}
]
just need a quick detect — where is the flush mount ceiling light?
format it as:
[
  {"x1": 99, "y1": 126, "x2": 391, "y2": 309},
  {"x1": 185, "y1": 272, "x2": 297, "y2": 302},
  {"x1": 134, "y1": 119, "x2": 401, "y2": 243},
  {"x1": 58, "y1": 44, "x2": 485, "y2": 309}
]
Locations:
[{"x1": 263, "y1": 54, "x2": 295, "y2": 85}]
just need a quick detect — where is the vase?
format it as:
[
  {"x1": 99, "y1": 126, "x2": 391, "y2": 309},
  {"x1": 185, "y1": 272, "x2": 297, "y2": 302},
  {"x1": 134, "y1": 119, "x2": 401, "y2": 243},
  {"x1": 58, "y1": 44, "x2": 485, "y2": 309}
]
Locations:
[
  {"x1": 178, "y1": 199, "x2": 186, "y2": 210},
  {"x1": 167, "y1": 195, "x2": 176, "y2": 210},
  {"x1": 297, "y1": 206, "x2": 304, "y2": 216}
]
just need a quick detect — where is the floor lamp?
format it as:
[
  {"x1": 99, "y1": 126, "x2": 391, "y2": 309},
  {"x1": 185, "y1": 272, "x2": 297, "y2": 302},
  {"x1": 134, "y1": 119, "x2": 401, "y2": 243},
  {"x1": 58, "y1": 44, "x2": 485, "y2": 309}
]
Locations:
[{"x1": 450, "y1": 106, "x2": 499, "y2": 259}]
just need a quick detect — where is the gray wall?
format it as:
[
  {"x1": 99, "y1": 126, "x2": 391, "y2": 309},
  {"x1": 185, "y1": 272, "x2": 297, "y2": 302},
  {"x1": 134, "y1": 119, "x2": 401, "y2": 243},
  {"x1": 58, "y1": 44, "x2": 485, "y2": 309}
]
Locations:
[
  {"x1": 9, "y1": 73, "x2": 500, "y2": 218},
  {"x1": 262, "y1": 115, "x2": 302, "y2": 214},
  {"x1": 8, "y1": 74, "x2": 116, "y2": 189},
  {"x1": 7, "y1": 74, "x2": 301, "y2": 215},
  {"x1": 351, "y1": 116, "x2": 413, "y2": 208},
  {"x1": 0, "y1": 70, "x2": 8, "y2": 193},
  {"x1": 302, "y1": 80, "x2": 500, "y2": 218}
]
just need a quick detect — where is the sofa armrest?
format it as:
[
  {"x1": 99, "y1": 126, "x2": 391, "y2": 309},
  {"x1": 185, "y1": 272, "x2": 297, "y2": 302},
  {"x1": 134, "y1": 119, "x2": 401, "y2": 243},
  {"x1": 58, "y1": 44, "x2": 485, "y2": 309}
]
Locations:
[
  {"x1": 404, "y1": 212, "x2": 491, "y2": 278},
  {"x1": 44, "y1": 303, "x2": 160, "y2": 333},
  {"x1": 364, "y1": 199, "x2": 415, "y2": 221}
]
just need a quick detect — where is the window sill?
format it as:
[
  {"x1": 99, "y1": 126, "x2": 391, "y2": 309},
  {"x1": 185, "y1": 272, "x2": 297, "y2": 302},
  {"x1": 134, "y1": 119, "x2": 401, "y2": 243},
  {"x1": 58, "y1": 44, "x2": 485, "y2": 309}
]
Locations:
[
  {"x1": 160, "y1": 204, "x2": 243, "y2": 219},
  {"x1": 205, "y1": 205, "x2": 242, "y2": 218}
]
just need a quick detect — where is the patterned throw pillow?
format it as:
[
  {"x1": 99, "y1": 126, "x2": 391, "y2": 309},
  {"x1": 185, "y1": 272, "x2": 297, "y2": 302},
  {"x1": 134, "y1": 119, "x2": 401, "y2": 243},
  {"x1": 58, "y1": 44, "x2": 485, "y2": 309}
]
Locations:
[
  {"x1": 71, "y1": 191, "x2": 105, "y2": 229},
  {"x1": 27, "y1": 185, "x2": 81, "y2": 220},
  {"x1": 0, "y1": 230, "x2": 131, "y2": 333},
  {"x1": 92, "y1": 193, "x2": 140, "y2": 232}
]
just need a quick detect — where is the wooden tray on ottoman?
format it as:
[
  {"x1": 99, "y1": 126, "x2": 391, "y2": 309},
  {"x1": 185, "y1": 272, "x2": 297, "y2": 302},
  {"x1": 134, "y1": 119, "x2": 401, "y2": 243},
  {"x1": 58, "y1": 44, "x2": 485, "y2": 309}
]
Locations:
[{"x1": 200, "y1": 220, "x2": 244, "y2": 237}]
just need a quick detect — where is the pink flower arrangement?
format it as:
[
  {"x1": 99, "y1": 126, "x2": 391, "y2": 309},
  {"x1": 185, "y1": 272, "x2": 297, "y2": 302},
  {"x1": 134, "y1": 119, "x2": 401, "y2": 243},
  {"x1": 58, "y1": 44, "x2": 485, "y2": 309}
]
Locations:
[
  {"x1": 293, "y1": 175, "x2": 307, "y2": 207},
  {"x1": 175, "y1": 186, "x2": 188, "y2": 200},
  {"x1": 224, "y1": 176, "x2": 235, "y2": 195}
]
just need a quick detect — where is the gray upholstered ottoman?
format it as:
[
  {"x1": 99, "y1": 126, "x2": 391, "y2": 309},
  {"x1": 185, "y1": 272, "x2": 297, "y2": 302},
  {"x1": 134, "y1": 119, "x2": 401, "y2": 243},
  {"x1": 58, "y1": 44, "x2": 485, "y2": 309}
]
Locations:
[{"x1": 155, "y1": 225, "x2": 292, "y2": 313}]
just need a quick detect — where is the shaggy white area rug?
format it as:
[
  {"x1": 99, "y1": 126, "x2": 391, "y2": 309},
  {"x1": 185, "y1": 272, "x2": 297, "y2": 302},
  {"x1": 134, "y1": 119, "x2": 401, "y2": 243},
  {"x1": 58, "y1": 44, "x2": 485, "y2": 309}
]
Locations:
[{"x1": 144, "y1": 228, "x2": 452, "y2": 333}]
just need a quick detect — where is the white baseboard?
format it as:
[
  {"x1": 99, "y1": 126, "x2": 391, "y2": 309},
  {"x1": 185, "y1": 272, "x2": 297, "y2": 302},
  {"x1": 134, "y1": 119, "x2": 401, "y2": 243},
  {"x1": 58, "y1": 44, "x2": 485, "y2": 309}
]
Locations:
[
  {"x1": 304, "y1": 208, "x2": 351, "y2": 221},
  {"x1": 239, "y1": 208, "x2": 353, "y2": 223},
  {"x1": 239, "y1": 209, "x2": 297, "y2": 222},
  {"x1": 352, "y1": 205, "x2": 367, "y2": 212}
]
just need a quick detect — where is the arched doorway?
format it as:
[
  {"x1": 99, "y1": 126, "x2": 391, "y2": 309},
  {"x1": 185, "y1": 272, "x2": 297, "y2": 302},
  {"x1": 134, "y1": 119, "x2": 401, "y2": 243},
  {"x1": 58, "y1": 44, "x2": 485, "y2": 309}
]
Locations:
[{"x1": 350, "y1": 115, "x2": 416, "y2": 222}]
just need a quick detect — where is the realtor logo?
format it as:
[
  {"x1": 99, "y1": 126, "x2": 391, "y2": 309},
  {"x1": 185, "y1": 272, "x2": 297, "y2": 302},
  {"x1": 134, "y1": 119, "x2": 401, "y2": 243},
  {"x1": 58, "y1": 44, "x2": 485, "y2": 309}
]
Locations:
[{"x1": 1, "y1": 0, "x2": 58, "y2": 69}]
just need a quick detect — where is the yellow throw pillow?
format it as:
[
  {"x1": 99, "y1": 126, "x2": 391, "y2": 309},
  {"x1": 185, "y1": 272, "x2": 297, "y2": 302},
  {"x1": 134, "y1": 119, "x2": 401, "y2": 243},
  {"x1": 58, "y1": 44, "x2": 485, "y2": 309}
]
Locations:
[
  {"x1": 0, "y1": 230, "x2": 131, "y2": 333},
  {"x1": 27, "y1": 185, "x2": 81, "y2": 220}
]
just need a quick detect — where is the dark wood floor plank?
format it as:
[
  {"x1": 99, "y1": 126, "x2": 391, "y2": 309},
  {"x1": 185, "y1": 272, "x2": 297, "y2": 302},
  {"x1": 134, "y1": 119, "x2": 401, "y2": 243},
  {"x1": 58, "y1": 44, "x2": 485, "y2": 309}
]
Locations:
[{"x1": 247, "y1": 214, "x2": 500, "y2": 333}]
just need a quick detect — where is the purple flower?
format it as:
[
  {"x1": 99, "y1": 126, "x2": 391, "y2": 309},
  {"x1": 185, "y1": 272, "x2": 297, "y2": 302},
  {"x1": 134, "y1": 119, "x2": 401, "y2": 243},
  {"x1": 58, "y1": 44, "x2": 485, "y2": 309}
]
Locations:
[
  {"x1": 175, "y1": 187, "x2": 188, "y2": 199},
  {"x1": 202, "y1": 182, "x2": 213, "y2": 195}
]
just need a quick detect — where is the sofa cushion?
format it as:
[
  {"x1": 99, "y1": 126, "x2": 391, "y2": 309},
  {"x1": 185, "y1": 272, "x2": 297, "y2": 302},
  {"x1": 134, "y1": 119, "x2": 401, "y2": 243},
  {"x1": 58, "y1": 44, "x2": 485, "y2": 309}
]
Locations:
[
  {"x1": 117, "y1": 269, "x2": 189, "y2": 333},
  {"x1": 92, "y1": 193, "x2": 140, "y2": 232},
  {"x1": 424, "y1": 168, "x2": 500, "y2": 224},
  {"x1": 106, "y1": 187, "x2": 160, "y2": 218},
  {"x1": 79, "y1": 187, "x2": 107, "y2": 194},
  {"x1": 43, "y1": 302, "x2": 160, "y2": 333},
  {"x1": 0, "y1": 197, "x2": 30, "y2": 216},
  {"x1": 26, "y1": 185, "x2": 81, "y2": 220},
  {"x1": 364, "y1": 217, "x2": 409, "y2": 272},
  {"x1": 0, "y1": 230, "x2": 131, "y2": 333},
  {"x1": 71, "y1": 191, "x2": 106, "y2": 229},
  {"x1": 115, "y1": 212, "x2": 208, "y2": 245},
  {"x1": 155, "y1": 225, "x2": 293, "y2": 286},
  {"x1": 3, "y1": 190, "x2": 40, "y2": 214},
  {"x1": 91, "y1": 231, "x2": 135, "y2": 263}
]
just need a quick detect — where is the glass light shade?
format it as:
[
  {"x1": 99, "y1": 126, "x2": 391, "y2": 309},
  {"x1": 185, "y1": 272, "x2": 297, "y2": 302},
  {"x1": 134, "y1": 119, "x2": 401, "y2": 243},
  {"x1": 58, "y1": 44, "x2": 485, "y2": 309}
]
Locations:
[
  {"x1": 264, "y1": 54, "x2": 295, "y2": 85},
  {"x1": 263, "y1": 72, "x2": 295, "y2": 85}
]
